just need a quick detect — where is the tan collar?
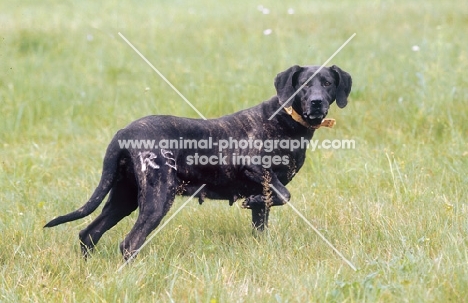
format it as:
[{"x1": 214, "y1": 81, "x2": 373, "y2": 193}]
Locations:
[{"x1": 284, "y1": 106, "x2": 336, "y2": 129}]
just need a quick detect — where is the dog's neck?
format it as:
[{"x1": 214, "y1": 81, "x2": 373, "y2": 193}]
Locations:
[{"x1": 283, "y1": 106, "x2": 319, "y2": 129}]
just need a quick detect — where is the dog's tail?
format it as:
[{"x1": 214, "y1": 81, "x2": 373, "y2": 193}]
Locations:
[{"x1": 44, "y1": 139, "x2": 122, "y2": 228}]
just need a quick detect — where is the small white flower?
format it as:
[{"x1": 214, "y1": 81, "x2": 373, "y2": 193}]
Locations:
[
  {"x1": 287, "y1": 8, "x2": 295, "y2": 14},
  {"x1": 262, "y1": 8, "x2": 270, "y2": 14},
  {"x1": 86, "y1": 34, "x2": 94, "y2": 41},
  {"x1": 412, "y1": 45, "x2": 420, "y2": 52},
  {"x1": 263, "y1": 29, "x2": 272, "y2": 35}
]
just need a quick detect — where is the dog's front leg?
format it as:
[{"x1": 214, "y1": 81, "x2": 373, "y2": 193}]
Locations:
[
  {"x1": 250, "y1": 202, "x2": 270, "y2": 231},
  {"x1": 242, "y1": 167, "x2": 291, "y2": 230}
]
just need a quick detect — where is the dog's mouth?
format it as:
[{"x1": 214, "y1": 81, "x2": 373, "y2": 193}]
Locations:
[
  {"x1": 302, "y1": 114, "x2": 325, "y2": 127},
  {"x1": 309, "y1": 118, "x2": 324, "y2": 126}
]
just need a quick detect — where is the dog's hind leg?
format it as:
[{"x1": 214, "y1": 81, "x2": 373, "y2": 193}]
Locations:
[
  {"x1": 79, "y1": 176, "x2": 138, "y2": 258},
  {"x1": 119, "y1": 164, "x2": 177, "y2": 260}
]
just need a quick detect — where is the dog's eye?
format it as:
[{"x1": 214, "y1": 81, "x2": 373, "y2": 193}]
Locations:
[{"x1": 323, "y1": 81, "x2": 331, "y2": 87}]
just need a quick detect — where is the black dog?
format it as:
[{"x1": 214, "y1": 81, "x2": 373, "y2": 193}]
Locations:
[{"x1": 44, "y1": 65, "x2": 352, "y2": 260}]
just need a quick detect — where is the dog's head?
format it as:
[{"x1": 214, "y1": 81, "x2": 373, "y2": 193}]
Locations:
[{"x1": 274, "y1": 65, "x2": 352, "y2": 127}]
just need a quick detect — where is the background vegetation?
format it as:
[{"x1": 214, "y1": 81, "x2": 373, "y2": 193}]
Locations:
[{"x1": 1, "y1": 0, "x2": 467, "y2": 301}]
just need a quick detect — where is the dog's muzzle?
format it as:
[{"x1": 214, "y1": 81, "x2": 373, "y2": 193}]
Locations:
[{"x1": 303, "y1": 100, "x2": 328, "y2": 125}]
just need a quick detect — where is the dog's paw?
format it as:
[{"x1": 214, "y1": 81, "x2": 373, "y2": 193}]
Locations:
[{"x1": 122, "y1": 248, "x2": 138, "y2": 261}]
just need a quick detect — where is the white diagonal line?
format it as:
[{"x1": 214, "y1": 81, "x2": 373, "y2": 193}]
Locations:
[
  {"x1": 268, "y1": 33, "x2": 356, "y2": 120},
  {"x1": 118, "y1": 32, "x2": 207, "y2": 120},
  {"x1": 269, "y1": 184, "x2": 357, "y2": 271},
  {"x1": 117, "y1": 184, "x2": 206, "y2": 272}
]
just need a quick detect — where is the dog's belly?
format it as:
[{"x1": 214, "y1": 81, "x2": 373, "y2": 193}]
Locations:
[{"x1": 176, "y1": 179, "x2": 247, "y2": 204}]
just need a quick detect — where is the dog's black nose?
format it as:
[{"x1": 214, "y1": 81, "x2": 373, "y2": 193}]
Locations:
[{"x1": 311, "y1": 100, "x2": 322, "y2": 108}]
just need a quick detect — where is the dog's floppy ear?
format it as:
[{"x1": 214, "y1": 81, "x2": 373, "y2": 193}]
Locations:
[
  {"x1": 330, "y1": 65, "x2": 352, "y2": 108},
  {"x1": 274, "y1": 65, "x2": 303, "y2": 105}
]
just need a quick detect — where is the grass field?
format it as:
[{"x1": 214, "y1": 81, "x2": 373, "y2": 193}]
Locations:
[{"x1": 1, "y1": 0, "x2": 468, "y2": 301}]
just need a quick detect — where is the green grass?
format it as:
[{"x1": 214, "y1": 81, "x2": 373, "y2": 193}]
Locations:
[{"x1": 1, "y1": 0, "x2": 468, "y2": 301}]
